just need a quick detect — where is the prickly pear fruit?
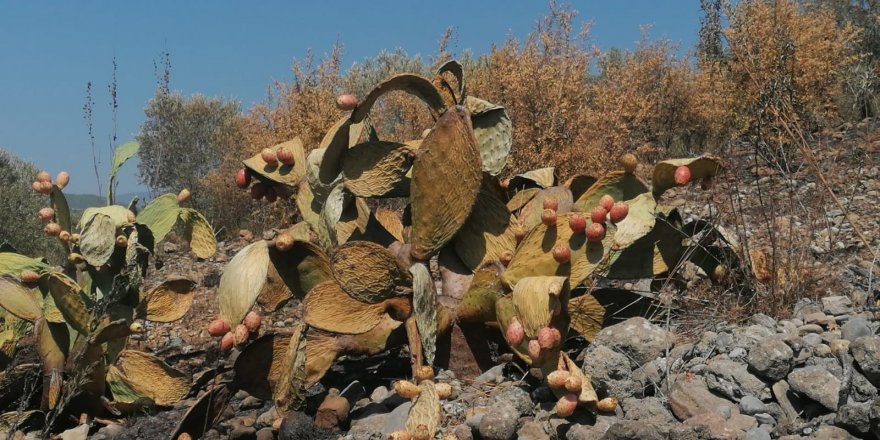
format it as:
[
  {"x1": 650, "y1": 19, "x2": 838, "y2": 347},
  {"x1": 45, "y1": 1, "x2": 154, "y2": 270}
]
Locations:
[
  {"x1": 564, "y1": 375, "x2": 582, "y2": 393},
  {"x1": 220, "y1": 332, "x2": 235, "y2": 352},
  {"x1": 235, "y1": 169, "x2": 250, "y2": 189},
  {"x1": 568, "y1": 213, "x2": 586, "y2": 234},
  {"x1": 590, "y1": 206, "x2": 607, "y2": 224},
  {"x1": 265, "y1": 186, "x2": 278, "y2": 203},
  {"x1": 55, "y1": 171, "x2": 70, "y2": 189},
  {"x1": 275, "y1": 232, "x2": 294, "y2": 251},
  {"x1": 537, "y1": 326, "x2": 561, "y2": 350},
  {"x1": 38, "y1": 207, "x2": 54, "y2": 222},
  {"x1": 546, "y1": 370, "x2": 571, "y2": 389},
  {"x1": 543, "y1": 197, "x2": 559, "y2": 211},
  {"x1": 68, "y1": 253, "x2": 85, "y2": 265},
  {"x1": 233, "y1": 324, "x2": 249, "y2": 345},
  {"x1": 552, "y1": 244, "x2": 571, "y2": 263},
  {"x1": 505, "y1": 318, "x2": 525, "y2": 346},
  {"x1": 620, "y1": 153, "x2": 637, "y2": 174},
  {"x1": 597, "y1": 397, "x2": 618, "y2": 412},
  {"x1": 555, "y1": 394, "x2": 578, "y2": 417},
  {"x1": 36, "y1": 171, "x2": 51, "y2": 183},
  {"x1": 261, "y1": 148, "x2": 278, "y2": 166},
  {"x1": 336, "y1": 94, "x2": 358, "y2": 111},
  {"x1": 609, "y1": 202, "x2": 628, "y2": 224},
  {"x1": 208, "y1": 319, "x2": 231, "y2": 337},
  {"x1": 528, "y1": 339, "x2": 542, "y2": 361},
  {"x1": 435, "y1": 383, "x2": 453, "y2": 399},
  {"x1": 393, "y1": 380, "x2": 421, "y2": 399},
  {"x1": 674, "y1": 166, "x2": 691, "y2": 185},
  {"x1": 711, "y1": 264, "x2": 728, "y2": 282},
  {"x1": 129, "y1": 321, "x2": 144, "y2": 333},
  {"x1": 177, "y1": 434, "x2": 193, "y2": 440},
  {"x1": 38, "y1": 181, "x2": 53, "y2": 195},
  {"x1": 177, "y1": 188, "x2": 191, "y2": 204},
  {"x1": 116, "y1": 235, "x2": 128, "y2": 248},
  {"x1": 20, "y1": 270, "x2": 39, "y2": 284},
  {"x1": 500, "y1": 178, "x2": 510, "y2": 190},
  {"x1": 586, "y1": 222, "x2": 605, "y2": 243},
  {"x1": 599, "y1": 194, "x2": 614, "y2": 211},
  {"x1": 250, "y1": 182, "x2": 267, "y2": 200},
  {"x1": 499, "y1": 250, "x2": 514, "y2": 267},
  {"x1": 70, "y1": 233, "x2": 80, "y2": 244},
  {"x1": 243, "y1": 311, "x2": 261, "y2": 333},
  {"x1": 541, "y1": 209, "x2": 557, "y2": 226},
  {"x1": 32, "y1": 181, "x2": 42, "y2": 193},
  {"x1": 44, "y1": 223, "x2": 61, "y2": 237},
  {"x1": 414, "y1": 365, "x2": 434, "y2": 382},
  {"x1": 58, "y1": 231, "x2": 71, "y2": 242},
  {"x1": 277, "y1": 147, "x2": 295, "y2": 166}
]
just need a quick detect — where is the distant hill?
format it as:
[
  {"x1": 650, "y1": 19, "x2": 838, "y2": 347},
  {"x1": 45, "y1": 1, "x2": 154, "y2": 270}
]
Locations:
[{"x1": 65, "y1": 191, "x2": 152, "y2": 212}]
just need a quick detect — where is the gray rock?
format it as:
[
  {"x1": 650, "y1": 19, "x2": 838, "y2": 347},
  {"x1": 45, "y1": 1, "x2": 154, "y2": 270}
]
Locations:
[
  {"x1": 492, "y1": 385, "x2": 533, "y2": 416},
  {"x1": 793, "y1": 299, "x2": 822, "y2": 320},
  {"x1": 799, "y1": 324, "x2": 825, "y2": 335},
  {"x1": 667, "y1": 376, "x2": 738, "y2": 421},
  {"x1": 240, "y1": 396, "x2": 264, "y2": 410},
  {"x1": 751, "y1": 314, "x2": 777, "y2": 330},
  {"x1": 581, "y1": 345, "x2": 637, "y2": 398},
  {"x1": 739, "y1": 395, "x2": 766, "y2": 415},
  {"x1": 478, "y1": 403, "x2": 519, "y2": 440},
  {"x1": 802, "y1": 333, "x2": 823, "y2": 347},
  {"x1": 591, "y1": 317, "x2": 674, "y2": 365},
  {"x1": 834, "y1": 401, "x2": 872, "y2": 436},
  {"x1": 683, "y1": 412, "x2": 746, "y2": 439},
  {"x1": 255, "y1": 428, "x2": 274, "y2": 440},
  {"x1": 369, "y1": 386, "x2": 388, "y2": 403},
  {"x1": 599, "y1": 421, "x2": 668, "y2": 440},
  {"x1": 787, "y1": 366, "x2": 841, "y2": 411},
  {"x1": 229, "y1": 426, "x2": 257, "y2": 440},
  {"x1": 452, "y1": 424, "x2": 473, "y2": 440},
  {"x1": 705, "y1": 359, "x2": 771, "y2": 401},
  {"x1": 742, "y1": 427, "x2": 772, "y2": 440},
  {"x1": 849, "y1": 369, "x2": 879, "y2": 402},
  {"x1": 256, "y1": 407, "x2": 279, "y2": 428},
  {"x1": 621, "y1": 396, "x2": 675, "y2": 424},
  {"x1": 841, "y1": 318, "x2": 872, "y2": 342},
  {"x1": 851, "y1": 336, "x2": 880, "y2": 386},
  {"x1": 754, "y1": 413, "x2": 776, "y2": 426},
  {"x1": 516, "y1": 420, "x2": 549, "y2": 440},
  {"x1": 748, "y1": 336, "x2": 794, "y2": 381},
  {"x1": 631, "y1": 359, "x2": 663, "y2": 397},
  {"x1": 475, "y1": 364, "x2": 505, "y2": 384},
  {"x1": 95, "y1": 425, "x2": 125, "y2": 439},
  {"x1": 821, "y1": 296, "x2": 852, "y2": 316},
  {"x1": 729, "y1": 347, "x2": 747, "y2": 361},
  {"x1": 808, "y1": 425, "x2": 857, "y2": 439}
]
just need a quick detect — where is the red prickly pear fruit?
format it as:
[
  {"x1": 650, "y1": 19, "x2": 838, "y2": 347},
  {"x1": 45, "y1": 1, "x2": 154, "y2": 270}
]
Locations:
[
  {"x1": 265, "y1": 186, "x2": 278, "y2": 203},
  {"x1": 620, "y1": 153, "x2": 638, "y2": 174},
  {"x1": 499, "y1": 251, "x2": 514, "y2": 267},
  {"x1": 564, "y1": 374, "x2": 583, "y2": 393},
  {"x1": 528, "y1": 339, "x2": 542, "y2": 361},
  {"x1": 500, "y1": 178, "x2": 510, "y2": 190},
  {"x1": 38, "y1": 181, "x2": 53, "y2": 195},
  {"x1": 590, "y1": 206, "x2": 607, "y2": 225},
  {"x1": 597, "y1": 397, "x2": 618, "y2": 412},
  {"x1": 36, "y1": 171, "x2": 51, "y2": 183},
  {"x1": 235, "y1": 169, "x2": 251, "y2": 189},
  {"x1": 598, "y1": 194, "x2": 614, "y2": 211},
  {"x1": 543, "y1": 197, "x2": 559, "y2": 211},
  {"x1": 541, "y1": 209, "x2": 557, "y2": 226},
  {"x1": 250, "y1": 182, "x2": 267, "y2": 200},
  {"x1": 552, "y1": 244, "x2": 570, "y2": 263},
  {"x1": 177, "y1": 433, "x2": 193, "y2": 440},
  {"x1": 177, "y1": 188, "x2": 191, "y2": 204},
  {"x1": 277, "y1": 147, "x2": 295, "y2": 166},
  {"x1": 38, "y1": 207, "x2": 55, "y2": 222},
  {"x1": 275, "y1": 232, "x2": 294, "y2": 251},
  {"x1": 58, "y1": 231, "x2": 71, "y2": 243},
  {"x1": 261, "y1": 148, "x2": 278, "y2": 165},
  {"x1": 674, "y1": 166, "x2": 691, "y2": 185},
  {"x1": 609, "y1": 202, "x2": 628, "y2": 224},
  {"x1": 546, "y1": 370, "x2": 571, "y2": 389},
  {"x1": 700, "y1": 176, "x2": 713, "y2": 190},
  {"x1": 32, "y1": 181, "x2": 42, "y2": 193},
  {"x1": 568, "y1": 214, "x2": 586, "y2": 234},
  {"x1": 116, "y1": 235, "x2": 128, "y2": 248},
  {"x1": 44, "y1": 223, "x2": 61, "y2": 237},
  {"x1": 20, "y1": 270, "x2": 39, "y2": 284},
  {"x1": 208, "y1": 319, "x2": 231, "y2": 337},
  {"x1": 505, "y1": 318, "x2": 525, "y2": 346},
  {"x1": 233, "y1": 324, "x2": 249, "y2": 345},
  {"x1": 55, "y1": 171, "x2": 70, "y2": 189},
  {"x1": 243, "y1": 311, "x2": 261, "y2": 333},
  {"x1": 336, "y1": 94, "x2": 358, "y2": 111},
  {"x1": 537, "y1": 326, "x2": 561, "y2": 350},
  {"x1": 555, "y1": 394, "x2": 578, "y2": 417},
  {"x1": 586, "y1": 222, "x2": 605, "y2": 243},
  {"x1": 514, "y1": 221, "x2": 527, "y2": 242},
  {"x1": 219, "y1": 332, "x2": 235, "y2": 352}
]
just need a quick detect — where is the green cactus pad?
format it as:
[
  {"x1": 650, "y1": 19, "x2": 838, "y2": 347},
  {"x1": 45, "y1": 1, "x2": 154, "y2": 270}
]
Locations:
[
  {"x1": 218, "y1": 240, "x2": 270, "y2": 325},
  {"x1": 350, "y1": 73, "x2": 446, "y2": 124},
  {"x1": 518, "y1": 186, "x2": 574, "y2": 230},
  {"x1": 606, "y1": 207, "x2": 684, "y2": 279},
  {"x1": 180, "y1": 208, "x2": 217, "y2": 259},
  {"x1": 107, "y1": 141, "x2": 140, "y2": 205},
  {"x1": 567, "y1": 294, "x2": 605, "y2": 341},
  {"x1": 242, "y1": 137, "x2": 308, "y2": 186},
  {"x1": 36, "y1": 318, "x2": 67, "y2": 375},
  {"x1": 508, "y1": 167, "x2": 556, "y2": 191},
  {"x1": 501, "y1": 213, "x2": 616, "y2": 289},
  {"x1": 511, "y1": 276, "x2": 569, "y2": 337},
  {"x1": 78, "y1": 213, "x2": 117, "y2": 267},
  {"x1": 405, "y1": 380, "x2": 442, "y2": 438},
  {"x1": 0, "y1": 277, "x2": 42, "y2": 322},
  {"x1": 112, "y1": 350, "x2": 189, "y2": 406},
  {"x1": 573, "y1": 171, "x2": 650, "y2": 213},
  {"x1": 295, "y1": 180, "x2": 333, "y2": 251},
  {"x1": 611, "y1": 193, "x2": 657, "y2": 249},
  {"x1": 267, "y1": 238, "x2": 333, "y2": 302},
  {"x1": 332, "y1": 241, "x2": 411, "y2": 303},
  {"x1": 409, "y1": 106, "x2": 483, "y2": 260},
  {"x1": 341, "y1": 141, "x2": 415, "y2": 198},
  {"x1": 303, "y1": 281, "x2": 387, "y2": 334},
  {"x1": 453, "y1": 190, "x2": 517, "y2": 271},
  {"x1": 410, "y1": 262, "x2": 438, "y2": 365},
  {"x1": 0, "y1": 252, "x2": 49, "y2": 276},
  {"x1": 465, "y1": 96, "x2": 513, "y2": 176},
  {"x1": 39, "y1": 272, "x2": 92, "y2": 335},
  {"x1": 137, "y1": 194, "x2": 182, "y2": 244},
  {"x1": 77, "y1": 205, "x2": 133, "y2": 230},
  {"x1": 494, "y1": 296, "x2": 530, "y2": 363},
  {"x1": 652, "y1": 155, "x2": 723, "y2": 197},
  {"x1": 106, "y1": 365, "x2": 150, "y2": 405},
  {"x1": 306, "y1": 146, "x2": 341, "y2": 202},
  {"x1": 140, "y1": 277, "x2": 196, "y2": 323}
]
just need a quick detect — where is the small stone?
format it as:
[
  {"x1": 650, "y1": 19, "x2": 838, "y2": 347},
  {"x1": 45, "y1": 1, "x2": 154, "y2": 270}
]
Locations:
[
  {"x1": 729, "y1": 347, "x2": 747, "y2": 361},
  {"x1": 381, "y1": 401, "x2": 411, "y2": 434},
  {"x1": 95, "y1": 425, "x2": 125, "y2": 438},
  {"x1": 621, "y1": 396, "x2": 675, "y2": 424},
  {"x1": 802, "y1": 333, "x2": 823, "y2": 347},
  {"x1": 754, "y1": 413, "x2": 775, "y2": 426},
  {"x1": 809, "y1": 425, "x2": 857, "y2": 439},
  {"x1": 492, "y1": 385, "x2": 533, "y2": 416},
  {"x1": 748, "y1": 336, "x2": 794, "y2": 381},
  {"x1": 742, "y1": 427, "x2": 772, "y2": 440},
  {"x1": 850, "y1": 336, "x2": 880, "y2": 386},
  {"x1": 478, "y1": 403, "x2": 519, "y2": 440},
  {"x1": 821, "y1": 295, "x2": 852, "y2": 315},
  {"x1": 591, "y1": 317, "x2": 674, "y2": 365},
  {"x1": 750, "y1": 314, "x2": 777, "y2": 329},
  {"x1": 705, "y1": 359, "x2": 771, "y2": 401},
  {"x1": 804, "y1": 312, "x2": 832, "y2": 326},
  {"x1": 581, "y1": 345, "x2": 637, "y2": 398},
  {"x1": 599, "y1": 421, "x2": 668, "y2": 440},
  {"x1": 229, "y1": 426, "x2": 257, "y2": 440},
  {"x1": 841, "y1": 318, "x2": 872, "y2": 341},
  {"x1": 370, "y1": 386, "x2": 389, "y2": 403},
  {"x1": 667, "y1": 376, "x2": 738, "y2": 421},
  {"x1": 739, "y1": 395, "x2": 766, "y2": 415},
  {"x1": 240, "y1": 396, "x2": 264, "y2": 410},
  {"x1": 256, "y1": 407, "x2": 278, "y2": 428},
  {"x1": 787, "y1": 366, "x2": 841, "y2": 410},
  {"x1": 798, "y1": 324, "x2": 824, "y2": 335},
  {"x1": 474, "y1": 364, "x2": 505, "y2": 384},
  {"x1": 255, "y1": 428, "x2": 274, "y2": 440},
  {"x1": 278, "y1": 411, "x2": 333, "y2": 440},
  {"x1": 516, "y1": 420, "x2": 549, "y2": 440},
  {"x1": 834, "y1": 401, "x2": 872, "y2": 436},
  {"x1": 684, "y1": 412, "x2": 745, "y2": 439}
]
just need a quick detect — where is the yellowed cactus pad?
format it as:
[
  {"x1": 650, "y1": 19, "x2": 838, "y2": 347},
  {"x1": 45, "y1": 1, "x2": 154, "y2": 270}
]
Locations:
[
  {"x1": 511, "y1": 276, "x2": 568, "y2": 337},
  {"x1": 143, "y1": 277, "x2": 196, "y2": 322},
  {"x1": 405, "y1": 381, "x2": 442, "y2": 438},
  {"x1": 303, "y1": 281, "x2": 386, "y2": 334},
  {"x1": 567, "y1": 294, "x2": 605, "y2": 341},
  {"x1": 453, "y1": 190, "x2": 517, "y2": 270},
  {"x1": 115, "y1": 350, "x2": 190, "y2": 406},
  {"x1": 218, "y1": 240, "x2": 269, "y2": 325},
  {"x1": 341, "y1": 141, "x2": 415, "y2": 198},
  {"x1": 375, "y1": 208, "x2": 405, "y2": 242},
  {"x1": 242, "y1": 137, "x2": 307, "y2": 186},
  {"x1": 332, "y1": 241, "x2": 411, "y2": 303}
]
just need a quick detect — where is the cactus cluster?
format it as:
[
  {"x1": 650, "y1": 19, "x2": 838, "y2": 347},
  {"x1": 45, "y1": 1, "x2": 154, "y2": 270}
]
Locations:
[
  {"x1": 195, "y1": 61, "x2": 732, "y2": 439},
  {"x1": 0, "y1": 143, "x2": 217, "y2": 431}
]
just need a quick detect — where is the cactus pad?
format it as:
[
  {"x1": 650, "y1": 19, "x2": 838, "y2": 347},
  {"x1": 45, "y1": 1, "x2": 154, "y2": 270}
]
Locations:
[
  {"x1": 511, "y1": 276, "x2": 569, "y2": 337},
  {"x1": 573, "y1": 171, "x2": 649, "y2": 213},
  {"x1": 455, "y1": 262, "x2": 504, "y2": 323},
  {"x1": 509, "y1": 167, "x2": 556, "y2": 191},
  {"x1": 274, "y1": 325, "x2": 308, "y2": 413},
  {"x1": 341, "y1": 141, "x2": 415, "y2": 198},
  {"x1": 506, "y1": 187, "x2": 540, "y2": 213},
  {"x1": 218, "y1": 240, "x2": 270, "y2": 325},
  {"x1": 303, "y1": 281, "x2": 387, "y2": 334},
  {"x1": 113, "y1": 350, "x2": 189, "y2": 406},
  {"x1": 181, "y1": 208, "x2": 217, "y2": 259},
  {"x1": 332, "y1": 241, "x2": 411, "y2": 303},
  {"x1": 652, "y1": 155, "x2": 723, "y2": 197},
  {"x1": 268, "y1": 239, "x2": 333, "y2": 301},
  {"x1": 410, "y1": 262, "x2": 438, "y2": 365},
  {"x1": 233, "y1": 333, "x2": 294, "y2": 400},
  {"x1": 350, "y1": 73, "x2": 446, "y2": 124},
  {"x1": 141, "y1": 277, "x2": 196, "y2": 322},
  {"x1": 409, "y1": 106, "x2": 483, "y2": 260},
  {"x1": 242, "y1": 137, "x2": 307, "y2": 186},
  {"x1": 567, "y1": 294, "x2": 605, "y2": 341},
  {"x1": 137, "y1": 194, "x2": 182, "y2": 244},
  {"x1": 518, "y1": 186, "x2": 574, "y2": 230},
  {"x1": 0, "y1": 252, "x2": 49, "y2": 276},
  {"x1": 465, "y1": 96, "x2": 512, "y2": 176},
  {"x1": 0, "y1": 277, "x2": 42, "y2": 322},
  {"x1": 375, "y1": 208, "x2": 405, "y2": 242},
  {"x1": 39, "y1": 272, "x2": 92, "y2": 335},
  {"x1": 453, "y1": 190, "x2": 518, "y2": 270},
  {"x1": 78, "y1": 213, "x2": 117, "y2": 267},
  {"x1": 404, "y1": 380, "x2": 442, "y2": 438}
]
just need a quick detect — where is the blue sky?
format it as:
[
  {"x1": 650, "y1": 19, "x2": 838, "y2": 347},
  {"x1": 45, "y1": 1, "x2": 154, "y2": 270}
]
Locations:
[{"x1": 0, "y1": 2, "x2": 702, "y2": 194}]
